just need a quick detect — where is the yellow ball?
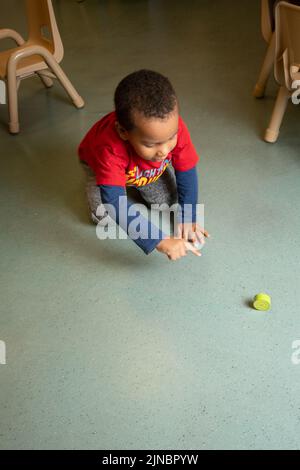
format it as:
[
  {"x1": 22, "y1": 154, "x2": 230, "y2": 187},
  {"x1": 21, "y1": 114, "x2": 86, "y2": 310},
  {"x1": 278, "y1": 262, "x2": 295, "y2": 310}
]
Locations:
[{"x1": 253, "y1": 293, "x2": 271, "y2": 311}]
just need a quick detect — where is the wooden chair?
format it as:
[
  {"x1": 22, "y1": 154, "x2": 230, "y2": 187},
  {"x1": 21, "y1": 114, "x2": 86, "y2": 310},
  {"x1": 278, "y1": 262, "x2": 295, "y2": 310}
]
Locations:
[
  {"x1": 253, "y1": 0, "x2": 300, "y2": 99},
  {"x1": 0, "y1": 0, "x2": 84, "y2": 133},
  {"x1": 264, "y1": 1, "x2": 300, "y2": 142}
]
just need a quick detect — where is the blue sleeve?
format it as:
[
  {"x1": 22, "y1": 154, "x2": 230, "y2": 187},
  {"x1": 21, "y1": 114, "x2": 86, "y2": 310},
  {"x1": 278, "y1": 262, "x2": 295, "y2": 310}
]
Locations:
[
  {"x1": 175, "y1": 166, "x2": 198, "y2": 223},
  {"x1": 98, "y1": 185, "x2": 165, "y2": 255}
]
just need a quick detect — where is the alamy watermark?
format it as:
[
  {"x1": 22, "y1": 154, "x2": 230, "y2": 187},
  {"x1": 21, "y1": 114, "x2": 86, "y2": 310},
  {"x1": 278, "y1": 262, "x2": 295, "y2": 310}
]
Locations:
[
  {"x1": 291, "y1": 80, "x2": 300, "y2": 105},
  {"x1": 0, "y1": 340, "x2": 6, "y2": 365},
  {"x1": 94, "y1": 200, "x2": 205, "y2": 241}
]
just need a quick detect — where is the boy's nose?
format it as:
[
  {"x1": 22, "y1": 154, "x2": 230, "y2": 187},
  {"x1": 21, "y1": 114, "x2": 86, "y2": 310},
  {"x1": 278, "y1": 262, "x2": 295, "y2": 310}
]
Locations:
[{"x1": 157, "y1": 147, "x2": 169, "y2": 158}]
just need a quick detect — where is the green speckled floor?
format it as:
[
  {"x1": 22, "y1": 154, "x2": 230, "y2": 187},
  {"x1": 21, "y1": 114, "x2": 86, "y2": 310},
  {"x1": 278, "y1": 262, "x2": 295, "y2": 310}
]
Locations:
[{"x1": 1, "y1": 0, "x2": 300, "y2": 450}]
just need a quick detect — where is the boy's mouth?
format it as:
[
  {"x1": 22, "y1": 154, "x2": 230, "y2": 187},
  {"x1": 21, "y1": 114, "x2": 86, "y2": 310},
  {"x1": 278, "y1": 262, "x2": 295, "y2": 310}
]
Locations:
[{"x1": 152, "y1": 156, "x2": 166, "y2": 162}]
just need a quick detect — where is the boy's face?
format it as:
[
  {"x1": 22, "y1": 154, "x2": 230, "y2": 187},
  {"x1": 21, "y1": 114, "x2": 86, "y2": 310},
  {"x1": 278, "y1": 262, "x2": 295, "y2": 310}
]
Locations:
[{"x1": 115, "y1": 107, "x2": 179, "y2": 162}]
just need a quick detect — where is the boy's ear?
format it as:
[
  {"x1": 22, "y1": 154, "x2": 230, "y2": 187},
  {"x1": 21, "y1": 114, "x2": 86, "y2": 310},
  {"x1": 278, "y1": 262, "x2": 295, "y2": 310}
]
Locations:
[{"x1": 115, "y1": 121, "x2": 129, "y2": 141}]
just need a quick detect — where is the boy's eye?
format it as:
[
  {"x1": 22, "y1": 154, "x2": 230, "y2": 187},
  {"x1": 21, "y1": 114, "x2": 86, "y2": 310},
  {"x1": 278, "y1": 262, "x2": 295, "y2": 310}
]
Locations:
[{"x1": 143, "y1": 134, "x2": 177, "y2": 149}]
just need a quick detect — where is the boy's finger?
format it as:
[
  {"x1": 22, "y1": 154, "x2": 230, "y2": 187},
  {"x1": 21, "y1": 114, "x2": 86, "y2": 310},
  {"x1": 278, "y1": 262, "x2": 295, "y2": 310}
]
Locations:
[
  {"x1": 174, "y1": 226, "x2": 181, "y2": 238},
  {"x1": 176, "y1": 225, "x2": 184, "y2": 238},
  {"x1": 195, "y1": 231, "x2": 205, "y2": 245},
  {"x1": 183, "y1": 231, "x2": 190, "y2": 242},
  {"x1": 196, "y1": 225, "x2": 210, "y2": 238},
  {"x1": 184, "y1": 241, "x2": 202, "y2": 257},
  {"x1": 189, "y1": 232, "x2": 197, "y2": 243}
]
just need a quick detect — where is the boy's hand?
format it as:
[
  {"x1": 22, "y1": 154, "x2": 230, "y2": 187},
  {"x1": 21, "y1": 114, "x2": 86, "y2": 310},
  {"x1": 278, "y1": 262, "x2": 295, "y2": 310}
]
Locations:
[
  {"x1": 176, "y1": 222, "x2": 210, "y2": 246},
  {"x1": 156, "y1": 237, "x2": 201, "y2": 261}
]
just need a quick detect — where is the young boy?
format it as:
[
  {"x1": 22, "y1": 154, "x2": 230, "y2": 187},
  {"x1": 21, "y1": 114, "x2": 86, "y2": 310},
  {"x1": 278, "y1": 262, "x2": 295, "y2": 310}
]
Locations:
[{"x1": 78, "y1": 69, "x2": 209, "y2": 261}]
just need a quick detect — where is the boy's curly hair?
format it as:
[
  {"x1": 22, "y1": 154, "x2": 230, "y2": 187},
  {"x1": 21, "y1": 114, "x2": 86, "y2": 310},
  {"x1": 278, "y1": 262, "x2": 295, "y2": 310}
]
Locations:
[{"x1": 114, "y1": 69, "x2": 177, "y2": 131}]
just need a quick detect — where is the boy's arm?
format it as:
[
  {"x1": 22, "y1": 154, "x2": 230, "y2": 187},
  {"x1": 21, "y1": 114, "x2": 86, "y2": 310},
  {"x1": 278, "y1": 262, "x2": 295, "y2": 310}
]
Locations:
[
  {"x1": 175, "y1": 166, "x2": 198, "y2": 223},
  {"x1": 175, "y1": 167, "x2": 210, "y2": 243},
  {"x1": 98, "y1": 184, "x2": 166, "y2": 255}
]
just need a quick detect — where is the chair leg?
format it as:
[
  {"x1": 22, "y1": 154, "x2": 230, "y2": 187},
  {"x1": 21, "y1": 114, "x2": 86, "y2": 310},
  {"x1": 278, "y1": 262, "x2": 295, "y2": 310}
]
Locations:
[
  {"x1": 6, "y1": 46, "x2": 84, "y2": 134},
  {"x1": 264, "y1": 86, "x2": 290, "y2": 143},
  {"x1": 44, "y1": 56, "x2": 84, "y2": 108},
  {"x1": 7, "y1": 70, "x2": 19, "y2": 134},
  {"x1": 36, "y1": 72, "x2": 53, "y2": 88},
  {"x1": 253, "y1": 32, "x2": 276, "y2": 98}
]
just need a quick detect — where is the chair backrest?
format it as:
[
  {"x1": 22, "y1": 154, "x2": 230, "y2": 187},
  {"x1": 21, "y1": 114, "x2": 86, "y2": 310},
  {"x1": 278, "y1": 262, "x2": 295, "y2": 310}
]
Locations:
[
  {"x1": 25, "y1": 0, "x2": 64, "y2": 63},
  {"x1": 275, "y1": 1, "x2": 300, "y2": 87},
  {"x1": 262, "y1": 0, "x2": 300, "y2": 42}
]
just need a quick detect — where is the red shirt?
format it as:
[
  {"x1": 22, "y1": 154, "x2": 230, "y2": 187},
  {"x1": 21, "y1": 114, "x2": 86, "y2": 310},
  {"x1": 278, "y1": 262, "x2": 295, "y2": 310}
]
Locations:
[{"x1": 78, "y1": 111, "x2": 199, "y2": 187}]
